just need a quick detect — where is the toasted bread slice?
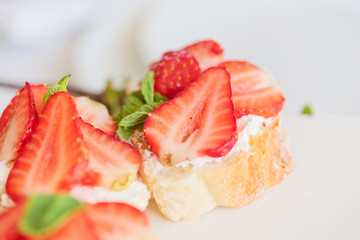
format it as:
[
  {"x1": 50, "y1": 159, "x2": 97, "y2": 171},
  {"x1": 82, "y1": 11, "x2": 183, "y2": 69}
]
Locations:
[{"x1": 131, "y1": 116, "x2": 292, "y2": 221}]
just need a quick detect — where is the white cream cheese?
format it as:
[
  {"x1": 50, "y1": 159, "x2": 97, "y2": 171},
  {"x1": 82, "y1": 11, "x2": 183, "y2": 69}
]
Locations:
[
  {"x1": 143, "y1": 115, "x2": 274, "y2": 170},
  {"x1": 0, "y1": 161, "x2": 14, "y2": 208},
  {"x1": 0, "y1": 161, "x2": 11, "y2": 194},
  {"x1": 70, "y1": 179, "x2": 151, "y2": 211}
]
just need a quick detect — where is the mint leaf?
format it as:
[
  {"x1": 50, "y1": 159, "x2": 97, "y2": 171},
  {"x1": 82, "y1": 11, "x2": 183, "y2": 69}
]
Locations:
[
  {"x1": 43, "y1": 74, "x2": 71, "y2": 106},
  {"x1": 141, "y1": 72, "x2": 155, "y2": 104},
  {"x1": 301, "y1": 105, "x2": 313, "y2": 115},
  {"x1": 19, "y1": 195, "x2": 84, "y2": 237},
  {"x1": 154, "y1": 92, "x2": 168, "y2": 102},
  {"x1": 116, "y1": 72, "x2": 168, "y2": 139},
  {"x1": 118, "y1": 124, "x2": 142, "y2": 139},
  {"x1": 119, "y1": 102, "x2": 161, "y2": 128}
]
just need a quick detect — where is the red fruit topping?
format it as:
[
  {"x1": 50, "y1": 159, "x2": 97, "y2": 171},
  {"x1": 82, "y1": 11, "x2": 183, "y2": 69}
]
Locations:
[
  {"x1": 30, "y1": 84, "x2": 49, "y2": 114},
  {"x1": 0, "y1": 83, "x2": 37, "y2": 164},
  {"x1": 144, "y1": 67, "x2": 237, "y2": 165},
  {"x1": 76, "y1": 96, "x2": 117, "y2": 137},
  {"x1": 6, "y1": 92, "x2": 90, "y2": 201},
  {"x1": 184, "y1": 40, "x2": 224, "y2": 70},
  {"x1": 0, "y1": 199, "x2": 153, "y2": 240},
  {"x1": 151, "y1": 50, "x2": 201, "y2": 99},
  {"x1": 87, "y1": 202, "x2": 153, "y2": 240},
  {"x1": 219, "y1": 61, "x2": 285, "y2": 118},
  {"x1": 48, "y1": 212, "x2": 97, "y2": 240},
  {"x1": 77, "y1": 119, "x2": 141, "y2": 189},
  {"x1": 0, "y1": 201, "x2": 26, "y2": 239}
]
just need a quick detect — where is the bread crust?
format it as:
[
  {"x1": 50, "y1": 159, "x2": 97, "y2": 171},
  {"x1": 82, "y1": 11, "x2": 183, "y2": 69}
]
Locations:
[{"x1": 131, "y1": 117, "x2": 292, "y2": 221}]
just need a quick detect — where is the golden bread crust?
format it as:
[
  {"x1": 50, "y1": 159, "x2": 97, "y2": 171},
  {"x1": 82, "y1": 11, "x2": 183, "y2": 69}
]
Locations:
[{"x1": 131, "y1": 117, "x2": 292, "y2": 221}]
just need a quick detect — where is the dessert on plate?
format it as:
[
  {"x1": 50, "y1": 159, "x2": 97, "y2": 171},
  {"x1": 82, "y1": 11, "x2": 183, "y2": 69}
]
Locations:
[
  {"x1": 117, "y1": 40, "x2": 293, "y2": 221},
  {"x1": 0, "y1": 76, "x2": 150, "y2": 212}
]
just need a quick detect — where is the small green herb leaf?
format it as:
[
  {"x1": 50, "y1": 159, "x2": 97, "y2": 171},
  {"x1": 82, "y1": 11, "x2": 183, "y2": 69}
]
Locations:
[
  {"x1": 116, "y1": 72, "x2": 168, "y2": 139},
  {"x1": 43, "y1": 74, "x2": 71, "y2": 106},
  {"x1": 19, "y1": 195, "x2": 84, "y2": 237},
  {"x1": 301, "y1": 105, "x2": 313, "y2": 115},
  {"x1": 141, "y1": 72, "x2": 155, "y2": 104},
  {"x1": 154, "y1": 92, "x2": 168, "y2": 102},
  {"x1": 119, "y1": 102, "x2": 162, "y2": 128}
]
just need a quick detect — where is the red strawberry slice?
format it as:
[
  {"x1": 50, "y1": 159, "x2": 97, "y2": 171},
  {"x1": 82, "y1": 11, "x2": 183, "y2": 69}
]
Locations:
[
  {"x1": 86, "y1": 202, "x2": 154, "y2": 240},
  {"x1": 220, "y1": 61, "x2": 285, "y2": 118},
  {"x1": 151, "y1": 50, "x2": 201, "y2": 99},
  {"x1": 76, "y1": 96, "x2": 117, "y2": 136},
  {"x1": 30, "y1": 84, "x2": 49, "y2": 114},
  {"x1": 27, "y1": 84, "x2": 117, "y2": 136},
  {"x1": 6, "y1": 92, "x2": 91, "y2": 202},
  {"x1": 77, "y1": 119, "x2": 141, "y2": 189},
  {"x1": 0, "y1": 201, "x2": 26, "y2": 239},
  {"x1": 0, "y1": 83, "x2": 37, "y2": 164},
  {"x1": 184, "y1": 40, "x2": 224, "y2": 71},
  {"x1": 144, "y1": 67, "x2": 237, "y2": 165},
  {"x1": 48, "y1": 212, "x2": 97, "y2": 240}
]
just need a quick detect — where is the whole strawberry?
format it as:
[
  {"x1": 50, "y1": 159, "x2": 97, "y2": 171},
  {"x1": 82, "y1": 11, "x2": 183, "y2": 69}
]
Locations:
[{"x1": 150, "y1": 49, "x2": 200, "y2": 99}]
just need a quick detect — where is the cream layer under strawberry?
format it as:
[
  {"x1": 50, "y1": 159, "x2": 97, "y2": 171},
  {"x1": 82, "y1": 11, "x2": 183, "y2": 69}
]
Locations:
[{"x1": 141, "y1": 115, "x2": 275, "y2": 171}]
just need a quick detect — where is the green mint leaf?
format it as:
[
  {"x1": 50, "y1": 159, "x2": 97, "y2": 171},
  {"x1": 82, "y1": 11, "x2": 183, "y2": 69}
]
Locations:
[
  {"x1": 154, "y1": 92, "x2": 168, "y2": 102},
  {"x1": 19, "y1": 195, "x2": 84, "y2": 238},
  {"x1": 141, "y1": 72, "x2": 155, "y2": 104},
  {"x1": 116, "y1": 72, "x2": 168, "y2": 139},
  {"x1": 43, "y1": 74, "x2": 71, "y2": 106},
  {"x1": 118, "y1": 123, "x2": 143, "y2": 140},
  {"x1": 301, "y1": 105, "x2": 313, "y2": 115},
  {"x1": 119, "y1": 102, "x2": 161, "y2": 128}
]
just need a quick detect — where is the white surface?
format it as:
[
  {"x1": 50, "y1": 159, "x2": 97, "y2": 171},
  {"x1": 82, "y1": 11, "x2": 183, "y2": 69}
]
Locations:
[
  {"x1": 147, "y1": 116, "x2": 360, "y2": 240},
  {"x1": 138, "y1": 0, "x2": 360, "y2": 115},
  {"x1": 0, "y1": 0, "x2": 359, "y2": 116}
]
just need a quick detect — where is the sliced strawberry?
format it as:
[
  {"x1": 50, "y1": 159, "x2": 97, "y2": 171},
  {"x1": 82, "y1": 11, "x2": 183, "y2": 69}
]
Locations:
[
  {"x1": 77, "y1": 118, "x2": 141, "y2": 189},
  {"x1": 0, "y1": 83, "x2": 37, "y2": 164},
  {"x1": 6, "y1": 92, "x2": 90, "y2": 202},
  {"x1": 0, "y1": 201, "x2": 26, "y2": 239},
  {"x1": 86, "y1": 202, "x2": 154, "y2": 240},
  {"x1": 184, "y1": 40, "x2": 224, "y2": 70},
  {"x1": 144, "y1": 67, "x2": 237, "y2": 165},
  {"x1": 76, "y1": 96, "x2": 117, "y2": 136},
  {"x1": 220, "y1": 61, "x2": 285, "y2": 118},
  {"x1": 30, "y1": 84, "x2": 49, "y2": 114},
  {"x1": 151, "y1": 50, "x2": 201, "y2": 99},
  {"x1": 27, "y1": 84, "x2": 117, "y2": 136},
  {"x1": 47, "y1": 211, "x2": 97, "y2": 240}
]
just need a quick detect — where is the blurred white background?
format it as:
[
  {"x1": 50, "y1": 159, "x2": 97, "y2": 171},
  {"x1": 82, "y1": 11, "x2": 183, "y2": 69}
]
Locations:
[{"x1": 0, "y1": 0, "x2": 359, "y2": 122}]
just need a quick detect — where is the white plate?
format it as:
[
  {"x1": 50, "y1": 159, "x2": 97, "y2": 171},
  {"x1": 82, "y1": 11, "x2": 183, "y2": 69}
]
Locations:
[{"x1": 146, "y1": 116, "x2": 360, "y2": 240}]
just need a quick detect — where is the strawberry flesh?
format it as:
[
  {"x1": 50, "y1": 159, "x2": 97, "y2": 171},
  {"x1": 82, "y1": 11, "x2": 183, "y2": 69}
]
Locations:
[
  {"x1": 144, "y1": 67, "x2": 237, "y2": 165},
  {"x1": 47, "y1": 211, "x2": 97, "y2": 240},
  {"x1": 151, "y1": 50, "x2": 201, "y2": 99},
  {"x1": 0, "y1": 199, "x2": 153, "y2": 240},
  {"x1": 219, "y1": 61, "x2": 285, "y2": 118},
  {"x1": 6, "y1": 92, "x2": 91, "y2": 202},
  {"x1": 30, "y1": 84, "x2": 49, "y2": 114},
  {"x1": 76, "y1": 96, "x2": 117, "y2": 136},
  {"x1": 77, "y1": 118, "x2": 141, "y2": 189},
  {"x1": 0, "y1": 201, "x2": 26, "y2": 239},
  {"x1": 0, "y1": 83, "x2": 37, "y2": 164},
  {"x1": 86, "y1": 202, "x2": 153, "y2": 240},
  {"x1": 184, "y1": 40, "x2": 224, "y2": 70}
]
